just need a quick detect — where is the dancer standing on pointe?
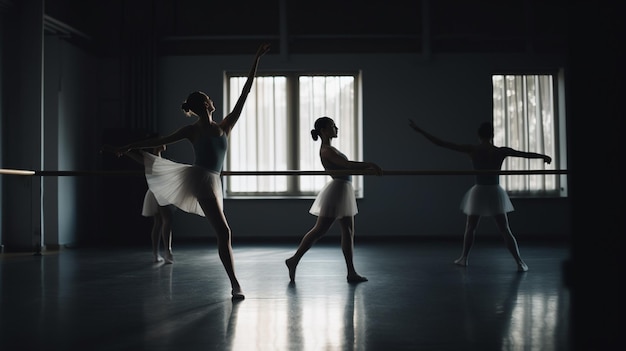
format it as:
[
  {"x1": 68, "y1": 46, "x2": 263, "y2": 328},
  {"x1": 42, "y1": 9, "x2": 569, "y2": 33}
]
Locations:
[
  {"x1": 408, "y1": 119, "x2": 552, "y2": 272},
  {"x1": 285, "y1": 116, "x2": 383, "y2": 283},
  {"x1": 113, "y1": 43, "x2": 270, "y2": 299}
]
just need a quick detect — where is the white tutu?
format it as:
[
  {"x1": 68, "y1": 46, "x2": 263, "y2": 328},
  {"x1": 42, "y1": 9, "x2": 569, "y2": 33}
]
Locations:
[
  {"x1": 460, "y1": 184, "x2": 514, "y2": 216},
  {"x1": 141, "y1": 189, "x2": 159, "y2": 217},
  {"x1": 309, "y1": 179, "x2": 358, "y2": 218},
  {"x1": 142, "y1": 152, "x2": 224, "y2": 217}
]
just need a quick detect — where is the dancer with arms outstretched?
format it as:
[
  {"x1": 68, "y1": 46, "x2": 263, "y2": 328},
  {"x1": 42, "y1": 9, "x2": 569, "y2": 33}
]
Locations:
[{"x1": 408, "y1": 119, "x2": 551, "y2": 271}]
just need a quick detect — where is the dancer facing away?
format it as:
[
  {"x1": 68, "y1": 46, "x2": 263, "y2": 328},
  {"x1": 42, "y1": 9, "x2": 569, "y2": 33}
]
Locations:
[
  {"x1": 408, "y1": 119, "x2": 552, "y2": 272},
  {"x1": 101, "y1": 143, "x2": 175, "y2": 264},
  {"x1": 114, "y1": 43, "x2": 270, "y2": 299},
  {"x1": 285, "y1": 116, "x2": 383, "y2": 283}
]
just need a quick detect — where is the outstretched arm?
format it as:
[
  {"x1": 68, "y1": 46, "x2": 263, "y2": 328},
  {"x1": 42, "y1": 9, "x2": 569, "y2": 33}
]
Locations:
[
  {"x1": 113, "y1": 126, "x2": 191, "y2": 157},
  {"x1": 502, "y1": 147, "x2": 552, "y2": 164},
  {"x1": 220, "y1": 43, "x2": 271, "y2": 135},
  {"x1": 321, "y1": 148, "x2": 383, "y2": 175},
  {"x1": 408, "y1": 119, "x2": 471, "y2": 153},
  {"x1": 101, "y1": 145, "x2": 144, "y2": 164}
]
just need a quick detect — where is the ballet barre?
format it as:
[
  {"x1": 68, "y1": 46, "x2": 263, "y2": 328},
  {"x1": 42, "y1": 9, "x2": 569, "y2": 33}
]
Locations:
[
  {"x1": 0, "y1": 169, "x2": 36, "y2": 175},
  {"x1": 1, "y1": 168, "x2": 569, "y2": 176}
]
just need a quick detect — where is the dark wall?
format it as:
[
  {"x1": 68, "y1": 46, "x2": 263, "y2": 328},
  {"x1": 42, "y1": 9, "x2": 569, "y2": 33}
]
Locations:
[
  {"x1": 566, "y1": 2, "x2": 623, "y2": 350},
  {"x1": 97, "y1": 128, "x2": 154, "y2": 247}
]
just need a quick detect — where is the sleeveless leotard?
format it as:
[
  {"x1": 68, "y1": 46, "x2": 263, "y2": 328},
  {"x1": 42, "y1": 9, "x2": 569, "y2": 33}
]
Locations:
[
  {"x1": 309, "y1": 146, "x2": 357, "y2": 218},
  {"x1": 471, "y1": 148, "x2": 505, "y2": 185},
  {"x1": 142, "y1": 126, "x2": 227, "y2": 217},
  {"x1": 321, "y1": 147, "x2": 352, "y2": 181},
  {"x1": 460, "y1": 146, "x2": 513, "y2": 215},
  {"x1": 192, "y1": 129, "x2": 227, "y2": 173}
]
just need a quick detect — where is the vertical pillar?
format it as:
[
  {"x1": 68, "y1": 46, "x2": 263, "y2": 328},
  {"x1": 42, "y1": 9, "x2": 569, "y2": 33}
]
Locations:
[{"x1": 2, "y1": 0, "x2": 44, "y2": 252}]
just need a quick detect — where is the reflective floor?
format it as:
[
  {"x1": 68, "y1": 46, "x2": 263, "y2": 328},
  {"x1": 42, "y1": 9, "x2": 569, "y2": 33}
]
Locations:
[{"x1": 0, "y1": 239, "x2": 571, "y2": 351}]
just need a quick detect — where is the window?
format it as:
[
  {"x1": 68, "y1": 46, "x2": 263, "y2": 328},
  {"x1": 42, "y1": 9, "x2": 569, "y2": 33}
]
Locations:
[
  {"x1": 224, "y1": 73, "x2": 362, "y2": 198},
  {"x1": 492, "y1": 73, "x2": 566, "y2": 196}
]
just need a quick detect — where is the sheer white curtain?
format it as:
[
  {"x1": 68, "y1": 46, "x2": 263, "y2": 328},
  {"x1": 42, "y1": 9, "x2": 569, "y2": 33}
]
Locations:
[
  {"x1": 226, "y1": 75, "x2": 360, "y2": 197},
  {"x1": 227, "y1": 76, "x2": 289, "y2": 194},
  {"x1": 298, "y1": 76, "x2": 361, "y2": 196},
  {"x1": 492, "y1": 75, "x2": 556, "y2": 194}
]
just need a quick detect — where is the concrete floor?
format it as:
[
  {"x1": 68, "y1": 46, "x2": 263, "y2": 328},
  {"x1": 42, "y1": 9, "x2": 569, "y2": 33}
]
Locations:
[{"x1": 0, "y1": 239, "x2": 571, "y2": 351}]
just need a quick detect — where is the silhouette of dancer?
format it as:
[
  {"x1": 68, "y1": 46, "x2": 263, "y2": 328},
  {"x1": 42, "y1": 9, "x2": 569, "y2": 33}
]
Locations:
[
  {"x1": 113, "y1": 43, "x2": 270, "y2": 299},
  {"x1": 286, "y1": 116, "x2": 382, "y2": 283},
  {"x1": 408, "y1": 119, "x2": 552, "y2": 271}
]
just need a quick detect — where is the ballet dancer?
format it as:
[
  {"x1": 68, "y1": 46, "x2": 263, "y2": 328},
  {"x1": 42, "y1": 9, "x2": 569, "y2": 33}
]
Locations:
[
  {"x1": 113, "y1": 43, "x2": 270, "y2": 299},
  {"x1": 408, "y1": 119, "x2": 552, "y2": 272},
  {"x1": 285, "y1": 116, "x2": 382, "y2": 283}
]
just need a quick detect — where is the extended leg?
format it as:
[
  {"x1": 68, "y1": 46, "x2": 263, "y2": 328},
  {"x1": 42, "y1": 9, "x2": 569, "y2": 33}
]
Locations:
[
  {"x1": 338, "y1": 216, "x2": 367, "y2": 283},
  {"x1": 493, "y1": 214, "x2": 528, "y2": 272},
  {"x1": 198, "y1": 197, "x2": 244, "y2": 299},
  {"x1": 285, "y1": 216, "x2": 335, "y2": 283},
  {"x1": 455, "y1": 215, "x2": 480, "y2": 266},
  {"x1": 159, "y1": 206, "x2": 174, "y2": 264},
  {"x1": 151, "y1": 216, "x2": 164, "y2": 262}
]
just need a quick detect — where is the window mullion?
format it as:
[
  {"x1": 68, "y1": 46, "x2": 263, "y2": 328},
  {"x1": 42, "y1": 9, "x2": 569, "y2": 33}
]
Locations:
[{"x1": 287, "y1": 73, "x2": 299, "y2": 194}]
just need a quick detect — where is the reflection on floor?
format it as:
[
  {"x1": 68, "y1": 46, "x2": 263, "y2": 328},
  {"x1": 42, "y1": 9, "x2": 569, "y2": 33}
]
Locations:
[{"x1": 0, "y1": 239, "x2": 570, "y2": 351}]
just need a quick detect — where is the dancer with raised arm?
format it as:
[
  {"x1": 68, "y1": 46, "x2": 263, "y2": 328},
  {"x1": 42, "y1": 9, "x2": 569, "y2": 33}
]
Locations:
[
  {"x1": 408, "y1": 119, "x2": 552, "y2": 272},
  {"x1": 112, "y1": 43, "x2": 270, "y2": 299}
]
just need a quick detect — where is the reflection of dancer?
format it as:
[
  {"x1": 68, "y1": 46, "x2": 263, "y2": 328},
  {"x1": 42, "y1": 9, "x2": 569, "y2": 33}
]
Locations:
[
  {"x1": 408, "y1": 120, "x2": 552, "y2": 271},
  {"x1": 113, "y1": 43, "x2": 270, "y2": 299},
  {"x1": 102, "y1": 144, "x2": 175, "y2": 263},
  {"x1": 460, "y1": 270, "x2": 525, "y2": 348},
  {"x1": 286, "y1": 117, "x2": 382, "y2": 283}
]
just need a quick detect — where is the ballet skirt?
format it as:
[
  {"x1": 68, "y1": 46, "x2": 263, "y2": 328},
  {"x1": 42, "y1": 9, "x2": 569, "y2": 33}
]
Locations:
[
  {"x1": 141, "y1": 151, "x2": 224, "y2": 217},
  {"x1": 309, "y1": 178, "x2": 358, "y2": 218},
  {"x1": 141, "y1": 189, "x2": 159, "y2": 217},
  {"x1": 141, "y1": 189, "x2": 175, "y2": 217},
  {"x1": 459, "y1": 184, "x2": 514, "y2": 216}
]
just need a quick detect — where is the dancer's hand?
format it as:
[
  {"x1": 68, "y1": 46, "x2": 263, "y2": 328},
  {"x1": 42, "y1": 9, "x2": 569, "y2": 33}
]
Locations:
[
  {"x1": 368, "y1": 162, "x2": 384, "y2": 176},
  {"x1": 543, "y1": 155, "x2": 552, "y2": 164},
  {"x1": 256, "y1": 43, "x2": 271, "y2": 58}
]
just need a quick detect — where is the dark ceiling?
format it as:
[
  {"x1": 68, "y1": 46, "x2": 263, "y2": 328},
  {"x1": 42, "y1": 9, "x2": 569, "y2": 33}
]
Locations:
[{"x1": 42, "y1": 0, "x2": 569, "y2": 57}]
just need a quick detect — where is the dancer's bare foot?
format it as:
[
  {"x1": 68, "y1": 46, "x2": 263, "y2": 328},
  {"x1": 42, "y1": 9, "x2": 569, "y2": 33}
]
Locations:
[
  {"x1": 347, "y1": 274, "x2": 368, "y2": 283},
  {"x1": 517, "y1": 261, "x2": 528, "y2": 272},
  {"x1": 164, "y1": 251, "x2": 174, "y2": 264},
  {"x1": 454, "y1": 257, "x2": 468, "y2": 267},
  {"x1": 154, "y1": 255, "x2": 164, "y2": 263},
  {"x1": 285, "y1": 257, "x2": 297, "y2": 283}
]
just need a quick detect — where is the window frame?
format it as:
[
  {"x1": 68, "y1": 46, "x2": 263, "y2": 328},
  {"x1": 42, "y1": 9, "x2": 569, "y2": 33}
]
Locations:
[
  {"x1": 223, "y1": 71, "x2": 363, "y2": 199},
  {"x1": 491, "y1": 69, "x2": 568, "y2": 198}
]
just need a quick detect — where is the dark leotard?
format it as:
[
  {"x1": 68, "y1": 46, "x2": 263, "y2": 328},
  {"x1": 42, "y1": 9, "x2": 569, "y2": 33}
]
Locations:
[
  {"x1": 471, "y1": 147, "x2": 505, "y2": 185},
  {"x1": 192, "y1": 129, "x2": 227, "y2": 173},
  {"x1": 322, "y1": 147, "x2": 352, "y2": 182}
]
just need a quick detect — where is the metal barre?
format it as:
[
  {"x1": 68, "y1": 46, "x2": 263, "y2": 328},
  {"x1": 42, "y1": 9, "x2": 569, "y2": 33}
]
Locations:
[{"x1": 1, "y1": 168, "x2": 569, "y2": 176}]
